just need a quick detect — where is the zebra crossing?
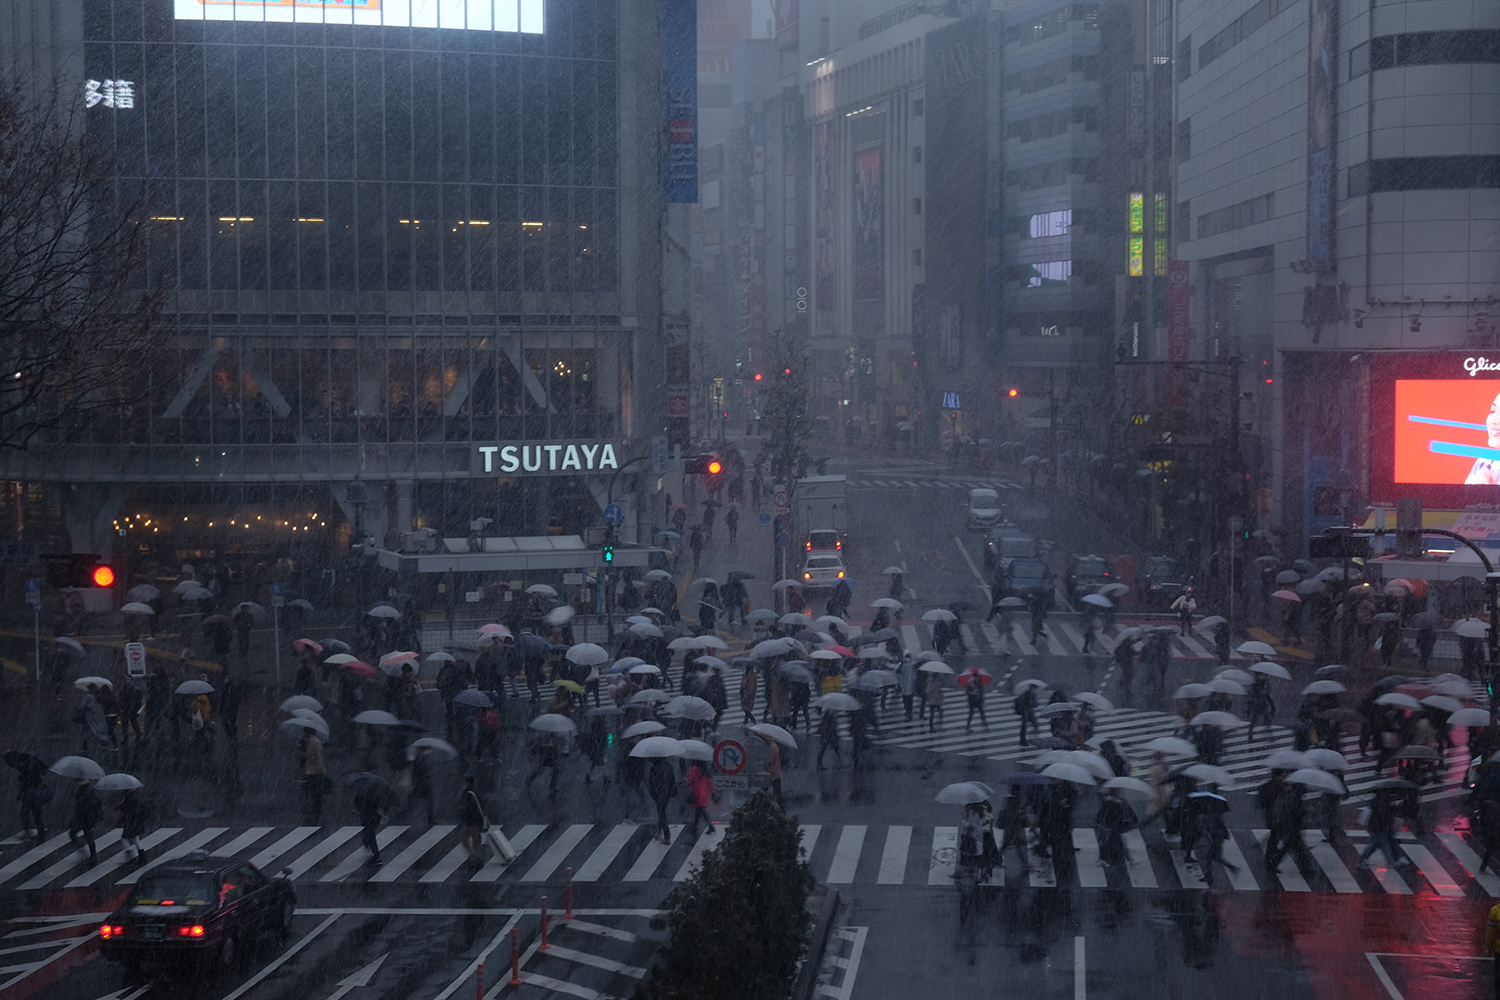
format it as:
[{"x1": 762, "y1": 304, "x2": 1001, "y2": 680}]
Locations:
[
  {"x1": 846, "y1": 619, "x2": 1222, "y2": 660},
  {"x1": 3, "y1": 818, "x2": 1495, "y2": 897},
  {"x1": 846, "y1": 478, "x2": 1025, "y2": 491}
]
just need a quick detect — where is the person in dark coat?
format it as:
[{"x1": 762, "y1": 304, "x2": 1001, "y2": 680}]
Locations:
[
  {"x1": 218, "y1": 675, "x2": 242, "y2": 746},
  {"x1": 118, "y1": 676, "x2": 144, "y2": 749},
  {"x1": 817, "y1": 709, "x2": 843, "y2": 769},
  {"x1": 647, "y1": 757, "x2": 677, "y2": 845},
  {"x1": 1014, "y1": 684, "x2": 1039, "y2": 747},
  {"x1": 119, "y1": 787, "x2": 149, "y2": 864},
  {"x1": 525, "y1": 732, "x2": 563, "y2": 795},
  {"x1": 1113, "y1": 639, "x2": 1137, "y2": 704},
  {"x1": 68, "y1": 779, "x2": 102, "y2": 865},
  {"x1": 1262, "y1": 776, "x2": 1311, "y2": 874},
  {"x1": 1213, "y1": 621, "x2": 1232, "y2": 665},
  {"x1": 1095, "y1": 789, "x2": 1135, "y2": 869},
  {"x1": 579, "y1": 715, "x2": 608, "y2": 784},
  {"x1": 233, "y1": 606, "x2": 255, "y2": 657},
  {"x1": 408, "y1": 747, "x2": 437, "y2": 825},
  {"x1": 698, "y1": 583, "x2": 720, "y2": 632},
  {"x1": 10, "y1": 754, "x2": 49, "y2": 840}
]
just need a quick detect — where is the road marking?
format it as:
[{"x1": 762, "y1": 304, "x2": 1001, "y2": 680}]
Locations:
[
  {"x1": 284, "y1": 827, "x2": 360, "y2": 880},
  {"x1": 522, "y1": 824, "x2": 592, "y2": 882},
  {"x1": 1122, "y1": 831, "x2": 1157, "y2": 887},
  {"x1": 249, "y1": 826, "x2": 319, "y2": 871},
  {"x1": 0, "y1": 834, "x2": 74, "y2": 885},
  {"x1": 1009, "y1": 625, "x2": 1039, "y2": 656},
  {"x1": 1074, "y1": 829, "x2": 1106, "y2": 887},
  {"x1": 212, "y1": 827, "x2": 275, "y2": 857},
  {"x1": 472, "y1": 825, "x2": 547, "y2": 883},
  {"x1": 370, "y1": 825, "x2": 455, "y2": 882},
  {"x1": 1253, "y1": 831, "x2": 1309, "y2": 891},
  {"x1": 1371, "y1": 859, "x2": 1413, "y2": 895},
  {"x1": 514, "y1": 972, "x2": 608, "y2": 999},
  {"x1": 1220, "y1": 833, "x2": 1259, "y2": 891},
  {"x1": 221, "y1": 913, "x2": 341, "y2": 1000},
  {"x1": 980, "y1": 623, "x2": 1004, "y2": 651},
  {"x1": 64, "y1": 828, "x2": 180, "y2": 888},
  {"x1": 574, "y1": 824, "x2": 638, "y2": 882},
  {"x1": 0, "y1": 925, "x2": 101, "y2": 993},
  {"x1": 928, "y1": 827, "x2": 956, "y2": 885},
  {"x1": 900, "y1": 625, "x2": 921, "y2": 651},
  {"x1": 877, "y1": 826, "x2": 911, "y2": 884},
  {"x1": 434, "y1": 913, "x2": 525, "y2": 1000},
  {"x1": 20, "y1": 829, "x2": 124, "y2": 890},
  {"x1": 673, "y1": 828, "x2": 722, "y2": 881},
  {"x1": 118, "y1": 827, "x2": 227, "y2": 885},
  {"x1": 322, "y1": 827, "x2": 410, "y2": 883},
  {"x1": 1403, "y1": 843, "x2": 1464, "y2": 897},
  {"x1": 1075, "y1": 936, "x2": 1086, "y2": 1000},
  {"x1": 418, "y1": 845, "x2": 471, "y2": 884},
  {"x1": 826, "y1": 926, "x2": 868, "y2": 1000},
  {"x1": 799, "y1": 824, "x2": 822, "y2": 862},
  {"x1": 557, "y1": 918, "x2": 637, "y2": 943},
  {"x1": 1365, "y1": 953, "x2": 1405, "y2": 1000},
  {"x1": 324, "y1": 953, "x2": 388, "y2": 1000},
  {"x1": 623, "y1": 825, "x2": 684, "y2": 881},
  {"x1": 1436, "y1": 832, "x2": 1500, "y2": 895},
  {"x1": 826, "y1": 826, "x2": 866, "y2": 884},
  {"x1": 538, "y1": 944, "x2": 648, "y2": 978},
  {"x1": 1307, "y1": 840, "x2": 1361, "y2": 893}
]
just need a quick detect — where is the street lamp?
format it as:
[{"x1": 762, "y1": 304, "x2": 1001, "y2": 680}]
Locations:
[{"x1": 348, "y1": 479, "x2": 368, "y2": 612}]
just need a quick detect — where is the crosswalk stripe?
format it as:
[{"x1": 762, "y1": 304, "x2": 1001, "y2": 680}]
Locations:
[
  {"x1": 1074, "y1": 829, "x2": 1106, "y2": 887},
  {"x1": 321, "y1": 826, "x2": 409, "y2": 883},
  {"x1": 119, "y1": 828, "x2": 228, "y2": 885},
  {"x1": 419, "y1": 844, "x2": 472, "y2": 884},
  {"x1": 1122, "y1": 830, "x2": 1157, "y2": 887},
  {"x1": 623, "y1": 825, "x2": 684, "y2": 882},
  {"x1": 64, "y1": 828, "x2": 180, "y2": 889},
  {"x1": 472, "y1": 825, "x2": 547, "y2": 883},
  {"x1": 1009, "y1": 625, "x2": 1038, "y2": 656},
  {"x1": 0, "y1": 833, "x2": 73, "y2": 885},
  {"x1": 522, "y1": 824, "x2": 592, "y2": 883},
  {"x1": 1306, "y1": 839, "x2": 1361, "y2": 893},
  {"x1": 928, "y1": 827, "x2": 956, "y2": 885},
  {"x1": 980, "y1": 623, "x2": 1003, "y2": 650},
  {"x1": 371, "y1": 825, "x2": 455, "y2": 883},
  {"x1": 1168, "y1": 848, "x2": 1203, "y2": 890},
  {"x1": 959, "y1": 625, "x2": 979, "y2": 650},
  {"x1": 877, "y1": 826, "x2": 911, "y2": 884},
  {"x1": 1370, "y1": 858, "x2": 1412, "y2": 895},
  {"x1": 575, "y1": 824, "x2": 638, "y2": 882},
  {"x1": 20, "y1": 828, "x2": 123, "y2": 891},
  {"x1": 250, "y1": 827, "x2": 319, "y2": 871},
  {"x1": 1220, "y1": 833, "x2": 1259, "y2": 891},
  {"x1": 212, "y1": 827, "x2": 275, "y2": 858},
  {"x1": 673, "y1": 829, "x2": 721, "y2": 881},
  {"x1": 1437, "y1": 833, "x2": 1500, "y2": 896},
  {"x1": 827, "y1": 826, "x2": 866, "y2": 884},
  {"x1": 1253, "y1": 831, "x2": 1309, "y2": 891},
  {"x1": 1405, "y1": 843, "x2": 1464, "y2": 897},
  {"x1": 799, "y1": 824, "x2": 822, "y2": 862},
  {"x1": 900, "y1": 626, "x2": 921, "y2": 652},
  {"x1": 285, "y1": 827, "x2": 360, "y2": 880},
  {"x1": 1178, "y1": 634, "x2": 1212, "y2": 658}
]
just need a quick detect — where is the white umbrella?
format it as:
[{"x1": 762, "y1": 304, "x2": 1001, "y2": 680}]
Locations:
[
  {"x1": 629, "y1": 622, "x2": 664, "y2": 638},
  {"x1": 921, "y1": 608, "x2": 957, "y2": 622},
  {"x1": 1140, "y1": 736, "x2": 1197, "y2": 756},
  {"x1": 53, "y1": 636, "x2": 86, "y2": 656},
  {"x1": 526, "y1": 584, "x2": 558, "y2": 596},
  {"x1": 859, "y1": 669, "x2": 900, "y2": 687},
  {"x1": 935, "y1": 781, "x2": 996, "y2": 804},
  {"x1": 625, "y1": 689, "x2": 672, "y2": 707},
  {"x1": 771, "y1": 579, "x2": 803, "y2": 591},
  {"x1": 1214, "y1": 668, "x2": 1256, "y2": 685},
  {"x1": 1183, "y1": 763, "x2": 1236, "y2": 789},
  {"x1": 645, "y1": 569, "x2": 674, "y2": 582},
  {"x1": 49, "y1": 756, "x2": 105, "y2": 781},
  {"x1": 882, "y1": 566, "x2": 905, "y2": 575},
  {"x1": 1420, "y1": 695, "x2": 1465, "y2": 714},
  {"x1": 1375, "y1": 692, "x2": 1421, "y2": 710},
  {"x1": 281, "y1": 716, "x2": 330, "y2": 739},
  {"x1": 746, "y1": 609, "x2": 779, "y2": 622},
  {"x1": 351, "y1": 710, "x2": 403, "y2": 726},
  {"x1": 175, "y1": 680, "x2": 213, "y2": 695},
  {"x1": 1450, "y1": 708, "x2": 1491, "y2": 727},
  {"x1": 545, "y1": 606, "x2": 575, "y2": 626},
  {"x1": 181, "y1": 586, "x2": 214, "y2": 601},
  {"x1": 1205, "y1": 678, "x2": 1246, "y2": 696},
  {"x1": 172, "y1": 579, "x2": 201, "y2": 594},
  {"x1": 997, "y1": 597, "x2": 1028, "y2": 608},
  {"x1": 1249, "y1": 661, "x2": 1292, "y2": 680},
  {"x1": 121, "y1": 602, "x2": 155, "y2": 616},
  {"x1": 750, "y1": 723, "x2": 798, "y2": 749},
  {"x1": 814, "y1": 615, "x2": 847, "y2": 631},
  {"x1": 663, "y1": 696, "x2": 717, "y2": 721},
  {"x1": 73, "y1": 676, "x2": 113, "y2": 691},
  {"x1": 780, "y1": 612, "x2": 815, "y2": 627},
  {"x1": 1100, "y1": 583, "x2": 1130, "y2": 598},
  {"x1": 1194, "y1": 615, "x2": 1227, "y2": 632},
  {"x1": 1014, "y1": 679, "x2": 1048, "y2": 693},
  {"x1": 126, "y1": 584, "x2": 160, "y2": 603},
  {"x1": 1060, "y1": 752, "x2": 1114, "y2": 780},
  {"x1": 917, "y1": 662, "x2": 953, "y2": 674},
  {"x1": 677, "y1": 740, "x2": 715, "y2": 761},
  {"x1": 1236, "y1": 640, "x2": 1277, "y2": 656},
  {"x1": 566, "y1": 643, "x2": 610, "y2": 666},
  {"x1": 870, "y1": 598, "x2": 903, "y2": 610},
  {"x1": 411, "y1": 737, "x2": 459, "y2": 760},
  {"x1": 1040, "y1": 763, "x2": 1096, "y2": 786},
  {"x1": 96, "y1": 773, "x2": 144, "y2": 792},
  {"x1": 379, "y1": 650, "x2": 419, "y2": 668},
  {"x1": 667, "y1": 637, "x2": 703, "y2": 651},
  {"x1": 279, "y1": 695, "x2": 323, "y2": 713},
  {"x1": 751, "y1": 639, "x2": 793, "y2": 659},
  {"x1": 478, "y1": 623, "x2": 511, "y2": 635},
  {"x1": 1189, "y1": 711, "x2": 1245, "y2": 728},
  {"x1": 630, "y1": 736, "x2": 685, "y2": 758},
  {"x1": 857, "y1": 646, "x2": 888, "y2": 660},
  {"x1": 697, "y1": 635, "x2": 729, "y2": 651},
  {"x1": 1265, "y1": 749, "x2": 1312, "y2": 771},
  {"x1": 1301, "y1": 680, "x2": 1346, "y2": 695},
  {"x1": 1305, "y1": 748, "x2": 1348, "y2": 770},
  {"x1": 1081, "y1": 594, "x2": 1113, "y2": 609},
  {"x1": 1174, "y1": 683, "x2": 1212, "y2": 700},
  {"x1": 1074, "y1": 692, "x2": 1114, "y2": 712},
  {"x1": 426, "y1": 651, "x2": 456, "y2": 664},
  {"x1": 1454, "y1": 618, "x2": 1490, "y2": 638},
  {"x1": 367, "y1": 605, "x2": 401, "y2": 619},
  {"x1": 1287, "y1": 768, "x2": 1344, "y2": 793},
  {"x1": 813, "y1": 693, "x2": 862, "y2": 712},
  {"x1": 292, "y1": 709, "x2": 325, "y2": 723},
  {"x1": 810, "y1": 649, "x2": 844, "y2": 661},
  {"x1": 695, "y1": 655, "x2": 730, "y2": 671},
  {"x1": 528, "y1": 713, "x2": 578, "y2": 734},
  {"x1": 1036, "y1": 702, "x2": 1081, "y2": 720},
  {"x1": 624, "y1": 721, "x2": 667, "y2": 738},
  {"x1": 628, "y1": 663, "x2": 662, "y2": 676},
  {"x1": 1102, "y1": 776, "x2": 1154, "y2": 798}
]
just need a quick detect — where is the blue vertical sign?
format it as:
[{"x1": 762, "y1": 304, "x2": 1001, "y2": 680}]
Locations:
[{"x1": 663, "y1": 0, "x2": 697, "y2": 203}]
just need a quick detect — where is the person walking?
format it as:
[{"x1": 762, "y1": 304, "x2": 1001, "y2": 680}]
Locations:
[
  {"x1": 1094, "y1": 788, "x2": 1135, "y2": 870},
  {"x1": 725, "y1": 507, "x2": 739, "y2": 541},
  {"x1": 816, "y1": 709, "x2": 843, "y2": 769},
  {"x1": 1014, "y1": 682, "x2": 1038, "y2": 747},
  {"x1": 647, "y1": 757, "x2": 677, "y2": 845},
  {"x1": 459, "y1": 775, "x2": 487, "y2": 863},
  {"x1": 897, "y1": 651, "x2": 917, "y2": 722},
  {"x1": 233, "y1": 605, "x2": 254, "y2": 658},
  {"x1": 1028, "y1": 595, "x2": 1048, "y2": 645},
  {"x1": 68, "y1": 778, "x2": 101, "y2": 866},
  {"x1": 299, "y1": 731, "x2": 328, "y2": 824},
  {"x1": 688, "y1": 526, "x2": 705, "y2": 567},
  {"x1": 525, "y1": 732, "x2": 563, "y2": 796},
  {"x1": 761, "y1": 733, "x2": 784, "y2": 807},
  {"x1": 408, "y1": 746, "x2": 437, "y2": 825},
  {"x1": 998, "y1": 790, "x2": 1032, "y2": 875},
  {"x1": 1171, "y1": 589, "x2": 1198, "y2": 636},
  {"x1": 1214, "y1": 621, "x2": 1232, "y2": 665},
  {"x1": 740, "y1": 666, "x2": 758, "y2": 725},
  {"x1": 964, "y1": 673, "x2": 988, "y2": 733},
  {"x1": 1193, "y1": 790, "x2": 1237, "y2": 886},
  {"x1": 1246, "y1": 673, "x2": 1275, "y2": 742},
  {"x1": 1356, "y1": 788, "x2": 1412, "y2": 870},
  {"x1": 579, "y1": 715, "x2": 608, "y2": 785},
  {"x1": 119, "y1": 787, "x2": 149, "y2": 865},
  {"x1": 686, "y1": 763, "x2": 715, "y2": 839},
  {"x1": 12, "y1": 755, "x2": 49, "y2": 841},
  {"x1": 353, "y1": 782, "x2": 384, "y2": 866},
  {"x1": 925, "y1": 669, "x2": 946, "y2": 733},
  {"x1": 1262, "y1": 776, "x2": 1312, "y2": 875}
]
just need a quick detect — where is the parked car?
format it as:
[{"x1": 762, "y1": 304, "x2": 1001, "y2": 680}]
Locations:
[
  {"x1": 966, "y1": 488, "x2": 1003, "y2": 531},
  {"x1": 1001, "y1": 557, "x2": 1053, "y2": 601},
  {"x1": 1070, "y1": 555, "x2": 1115, "y2": 603},
  {"x1": 803, "y1": 528, "x2": 844, "y2": 554},
  {"x1": 1138, "y1": 556, "x2": 1189, "y2": 608},
  {"x1": 801, "y1": 553, "x2": 848, "y2": 592},
  {"x1": 99, "y1": 855, "x2": 296, "y2": 978}
]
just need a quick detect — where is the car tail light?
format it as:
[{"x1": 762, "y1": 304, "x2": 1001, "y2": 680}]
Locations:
[
  {"x1": 837, "y1": 572, "x2": 845, "y2": 578},
  {"x1": 803, "y1": 573, "x2": 811, "y2": 580},
  {"x1": 100, "y1": 924, "x2": 124, "y2": 938},
  {"x1": 805, "y1": 541, "x2": 811, "y2": 550},
  {"x1": 835, "y1": 540, "x2": 841, "y2": 549},
  {"x1": 177, "y1": 924, "x2": 205, "y2": 937}
]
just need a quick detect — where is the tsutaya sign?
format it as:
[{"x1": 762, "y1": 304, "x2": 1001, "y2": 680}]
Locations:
[{"x1": 475, "y1": 442, "x2": 622, "y2": 475}]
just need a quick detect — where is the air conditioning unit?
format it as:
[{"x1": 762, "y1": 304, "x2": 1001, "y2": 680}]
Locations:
[{"x1": 400, "y1": 527, "x2": 439, "y2": 553}]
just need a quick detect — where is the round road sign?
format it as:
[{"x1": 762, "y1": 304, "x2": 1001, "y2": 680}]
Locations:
[
  {"x1": 713, "y1": 739, "x2": 748, "y2": 775},
  {"x1": 773, "y1": 490, "x2": 790, "y2": 509}
]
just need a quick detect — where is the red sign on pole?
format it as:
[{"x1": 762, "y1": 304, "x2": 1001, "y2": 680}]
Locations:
[
  {"x1": 1167, "y1": 260, "x2": 1191, "y2": 406},
  {"x1": 667, "y1": 394, "x2": 689, "y2": 418}
]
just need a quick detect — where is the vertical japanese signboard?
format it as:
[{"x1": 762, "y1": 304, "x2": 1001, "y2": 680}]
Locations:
[
  {"x1": 1306, "y1": 0, "x2": 1338, "y2": 271},
  {"x1": 1167, "y1": 261, "x2": 1191, "y2": 406},
  {"x1": 664, "y1": 0, "x2": 698, "y2": 203}
]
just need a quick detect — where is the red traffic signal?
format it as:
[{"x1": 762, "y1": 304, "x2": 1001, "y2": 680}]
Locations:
[
  {"x1": 91, "y1": 565, "x2": 116, "y2": 588},
  {"x1": 753, "y1": 373, "x2": 763, "y2": 381},
  {"x1": 1007, "y1": 388, "x2": 1019, "y2": 398},
  {"x1": 707, "y1": 460, "x2": 723, "y2": 475}
]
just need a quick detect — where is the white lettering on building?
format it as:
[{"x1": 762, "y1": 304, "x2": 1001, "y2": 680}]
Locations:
[
  {"x1": 84, "y1": 79, "x2": 135, "y2": 109},
  {"x1": 1465, "y1": 356, "x2": 1500, "y2": 377}
]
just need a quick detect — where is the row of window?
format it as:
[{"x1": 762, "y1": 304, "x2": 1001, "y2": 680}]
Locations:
[
  {"x1": 1005, "y1": 158, "x2": 1099, "y2": 191},
  {"x1": 1007, "y1": 106, "x2": 1098, "y2": 143},
  {"x1": 1196, "y1": 0, "x2": 1297, "y2": 70},
  {"x1": 1004, "y1": 55, "x2": 1099, "y2": 95},
  {"x1": 1005, "y1": 260, "x2": 1109, "y2": 288},
  {"x1": 1348, "y1": 156, "x2": 1500, "y2": 196},
  {"x1": 1195, "y1": 193, "x2": 1274, "y2": 239},
  {"x1": 1350, "y1": 30, "x2": 1500, "y2": 78},
  {"x1": 1004, "y1": 3, "x2": 1099, "y2": 47}
]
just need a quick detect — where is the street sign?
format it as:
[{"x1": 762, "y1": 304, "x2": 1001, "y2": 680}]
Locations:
[
  {"x1": 776, "y1": 533, "x2": 789, "y2": 548},
  {"x1": 124, "y1": 642, "x2": 146, "y2": 677},
  {"x1": 650, "y1": 435, "x2": 669, "y2": 476},
  {"x1": 563, "y1": 572, "x2": 584, "y2": 585},
  {"x1": 759, "y1": 512, "x2": 772, "y2": 526},
  {"x1": 667, "y1": 394, "x2": 690, "y2": 417},
  {"x1": 270, "y1": 581, "x2": 284, "y2": 597},
  {"x1": 466, "y1": 590, "x2": 482, "y2": 602},
  {"x1": 773, "y1": 489, "x2": 790, "y2": 510},
  {"x1": 712, "y1": 774, "x2": 749, "y2": 791},
  {"x1": 271, "y1": 595, "x2": 286, "y2": 609},
  {"x1": 713, "y1": 738, "x2": 748, "y2": 775},
  {"x1": 0, "y1": 542, "x2": 38, "y2": 567},
  {"x1": 24, "y1": 577, "x2": 40, "y2": 607},
  {"x1": 603, "y1": 504, "x2": 624, "y2": 525}
]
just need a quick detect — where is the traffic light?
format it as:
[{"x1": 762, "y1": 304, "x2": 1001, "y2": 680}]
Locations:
[
  {"x1": 707, "y1": 459, "x2": 723, "y2": 475},
  {"x1": 753, "y1": 373, "x2": 762, "y2": 382},
  {"x1": 43, "y1": 553, "x2": 115, "y2": 589},
  {"x1": 1006, "y1": 387, "x2": 1019, "y2": 398},
  {"x1": 602, "y1": 542, "x2": 614, "y2": 564},
  {"x1": 91, "y1": 564, "x2": 116, "y2": 588},
  {"x1": 683, "y1": 454, "x2": 722, "y2": 475}
]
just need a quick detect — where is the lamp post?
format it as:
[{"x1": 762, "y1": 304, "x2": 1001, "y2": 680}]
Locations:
[{"x1": 348, "y1": 479, "x2": 368, "y2": 614}]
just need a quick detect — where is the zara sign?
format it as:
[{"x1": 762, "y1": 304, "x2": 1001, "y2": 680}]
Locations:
[{"x1": 475, "y1": 442, "x2": 622, "y2": 476}]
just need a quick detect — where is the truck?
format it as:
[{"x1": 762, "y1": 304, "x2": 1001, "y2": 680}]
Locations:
[{"x1": 795, "y1": 475, "x2": 848, "y2": 542}]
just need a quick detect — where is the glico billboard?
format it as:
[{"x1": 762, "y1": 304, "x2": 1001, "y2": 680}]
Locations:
[{"x1": 1371, "y1": 352, "x2": 1500, "y2": 510}]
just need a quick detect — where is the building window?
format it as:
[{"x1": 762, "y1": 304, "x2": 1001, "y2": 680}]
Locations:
[
  {"x1": 1176, "y1": 200, "x2": 1191, "y2": 242},
  {"x1": 1006, "y1": 159, "x2": 1098, "y2": 191},
  {"x1": 911, "y1": 98, "x2": 923, "y2": 116},
  {"x1": 1348, "y1": 155, "x2": 1500, "y2": 196},
  {"x1": 1028, "y1": 210, "x2": 1072, "y2": 238},
  {"x1": 1177, "y1": 36, "x2": 1192, "y2": 82},
  {"x1": 1197, "y1": 0, "x2": 1297, "y2": 70},
  {"x1": 1349, "y1": 41, "x2": 1370, "y2": 79},
  {"x1": 1004, "y1": 3, "x2": 1100, "y2": 46},
  {"x1": 1367, "y1": 30, "x2": 1500, "y2": 71},
  {"x1": 1004, "y1": 56, "x2": 1099, "y2": 95},
  {"x1": 1175, "y1": 119, "x2": 1191, "y2": 163},
  {"x1": 1023, "y1": 260, "x2": 1072, "y2": 287},
  {"x1": 1196, "y1": 193, "x2": 1274, "y2": 238}
]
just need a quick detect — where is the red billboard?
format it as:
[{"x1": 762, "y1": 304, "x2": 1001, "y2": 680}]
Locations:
[{"x1": 1371, "y1": 352, "x2": 1500, "y2": 509}]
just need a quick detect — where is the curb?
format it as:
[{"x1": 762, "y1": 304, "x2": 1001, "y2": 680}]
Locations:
[{"x1": 791, "y1": 883, "x2": 840, "y2": 1000}]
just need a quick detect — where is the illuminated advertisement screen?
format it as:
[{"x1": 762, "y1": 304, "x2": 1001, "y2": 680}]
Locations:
[
  {"x1": 1371, "y1": 353, "x2": 1500, "y2": 508},
  {"x1": 173, "y1": 0, "x2": 543, "y2": 32}
]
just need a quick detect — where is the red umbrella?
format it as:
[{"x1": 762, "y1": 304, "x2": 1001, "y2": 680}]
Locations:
[
  {"x1": 292, "y1": 638, "x2": 323, "y2": 653},
  {"x1": 341, "y1": 660, "x2": 377, "y2": 678},
  {"x1": 1395, "y1": 682, "x2": 1432, "y2": 699},
  {"x1": 957, "y1": 668, "x2": 994, "y2": 687},
  {"x1": 826, "y1": 645, "x2": 855, "y2": 658},
  {"x1": 1270, "y1": 589, "x2": 1301, "y2": 602},
  {"x1": 204, "y1": 614, "x2": 230, "y2": 625}
]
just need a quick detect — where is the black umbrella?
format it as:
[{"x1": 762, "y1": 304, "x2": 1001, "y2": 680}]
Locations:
[
  {"x1": 3, "y1": 750, "x2": 46, "y2": 776},
  {"x1": 778, "y1": 663, "x2": 814, "y2": 685},
  {"x1": 514, "y1": 634, "x2": 551, "y2": 657},
  {"x1": 342, "y1": 771, "x2": 393, "y2": 802},
  {"x1": 1372, "y1": 675, "x2": 1409, "y2": 693},
  {"x1": 1409, "y1": 610, "x2": 1443, "y2": 629}
]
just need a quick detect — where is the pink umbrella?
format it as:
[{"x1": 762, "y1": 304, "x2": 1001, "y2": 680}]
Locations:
[
  {"x1": 292, "y1": 638, "x2": 324, "y2": 654},
  {"x1": 1270, "y1": 589, "x2": 1301, "y2": 602}
]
